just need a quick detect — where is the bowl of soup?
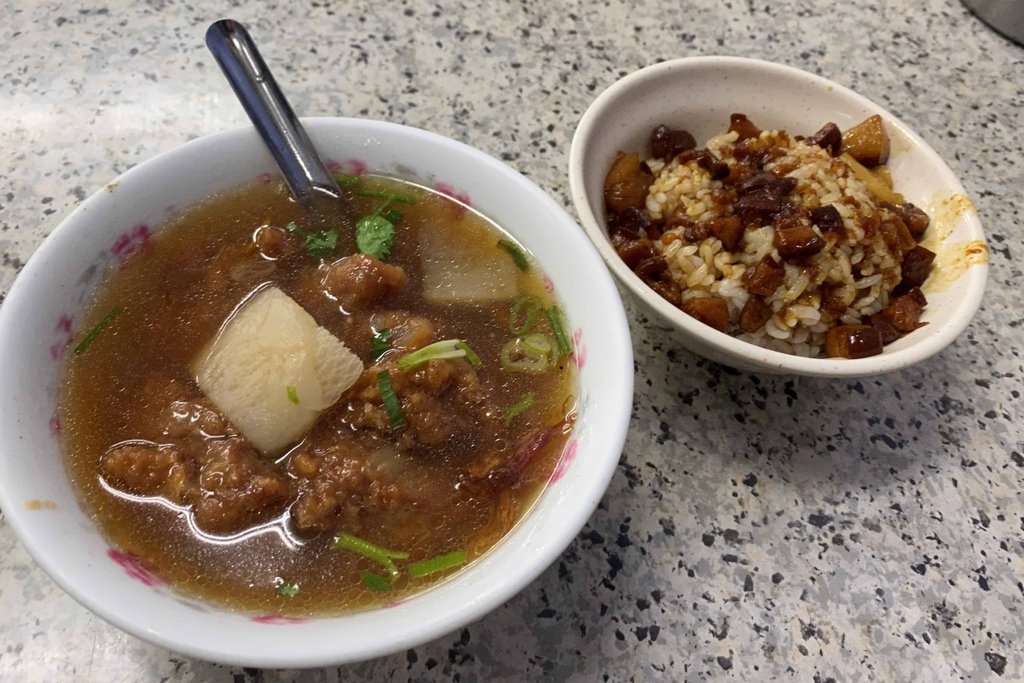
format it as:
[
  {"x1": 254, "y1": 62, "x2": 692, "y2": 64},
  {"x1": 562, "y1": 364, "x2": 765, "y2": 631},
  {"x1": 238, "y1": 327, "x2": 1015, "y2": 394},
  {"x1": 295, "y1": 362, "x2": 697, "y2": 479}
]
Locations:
[{"x1": 0, "y1": 118, "x2": 633, "y2": 666}]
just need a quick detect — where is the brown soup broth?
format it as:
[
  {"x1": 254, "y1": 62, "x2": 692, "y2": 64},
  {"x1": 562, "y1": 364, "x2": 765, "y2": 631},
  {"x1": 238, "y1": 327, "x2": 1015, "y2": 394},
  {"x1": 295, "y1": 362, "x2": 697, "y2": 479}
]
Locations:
[{"x1": 59, "y1": 177, "x2": 575, "y2": 614}]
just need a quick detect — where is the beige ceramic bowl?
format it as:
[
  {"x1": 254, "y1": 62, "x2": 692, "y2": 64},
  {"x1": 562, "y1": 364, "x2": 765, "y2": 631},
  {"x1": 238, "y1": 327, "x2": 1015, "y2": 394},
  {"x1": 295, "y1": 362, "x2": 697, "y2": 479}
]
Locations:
[{"x1": 569, "y1": 56, "x2": 987, "y2": 377}]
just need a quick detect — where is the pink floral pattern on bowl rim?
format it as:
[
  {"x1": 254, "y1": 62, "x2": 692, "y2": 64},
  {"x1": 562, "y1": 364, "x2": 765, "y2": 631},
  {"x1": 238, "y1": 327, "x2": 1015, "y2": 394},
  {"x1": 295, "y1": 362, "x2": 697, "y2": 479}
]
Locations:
[
  {"x1": 107, "y1": 548, "x2": 162, "y2": 587},
  {"x1": 55, "y1": 159, "x2": 593, "y2": 624}
]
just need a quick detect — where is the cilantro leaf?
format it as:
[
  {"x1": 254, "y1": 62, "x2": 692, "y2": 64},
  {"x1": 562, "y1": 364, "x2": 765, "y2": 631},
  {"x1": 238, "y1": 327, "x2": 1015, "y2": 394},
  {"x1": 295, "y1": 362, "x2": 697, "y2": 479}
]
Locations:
[
  {"x1": 356, "y1": 214, "x2": 395, "y2": 260},
  {"x1": 304, "y1": 229, "x2": 338, "y2": 259},
  {"x1": 354, "y1": 188, "x2": 416, "y2": 203},
  {"x1": 275, "y1": 578, "x2": 300, "y2": 597},
  {"x1": 286, "y1": 222, "x2": 339, "y2": 260}
]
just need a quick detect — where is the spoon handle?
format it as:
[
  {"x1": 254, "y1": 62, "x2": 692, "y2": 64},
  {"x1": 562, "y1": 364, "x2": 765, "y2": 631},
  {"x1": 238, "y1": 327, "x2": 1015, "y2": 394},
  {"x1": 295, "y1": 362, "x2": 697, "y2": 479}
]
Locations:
[{"x1": 206, "y1": 19, "x2": 343, "y2": 208}]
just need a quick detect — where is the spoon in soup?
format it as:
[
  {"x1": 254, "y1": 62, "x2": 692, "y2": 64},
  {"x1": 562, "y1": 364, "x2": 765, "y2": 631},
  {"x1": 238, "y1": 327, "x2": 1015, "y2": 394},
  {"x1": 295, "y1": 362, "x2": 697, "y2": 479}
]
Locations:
[{"x1": 205, "y1": 19, "x2": 349, "y2": 224}]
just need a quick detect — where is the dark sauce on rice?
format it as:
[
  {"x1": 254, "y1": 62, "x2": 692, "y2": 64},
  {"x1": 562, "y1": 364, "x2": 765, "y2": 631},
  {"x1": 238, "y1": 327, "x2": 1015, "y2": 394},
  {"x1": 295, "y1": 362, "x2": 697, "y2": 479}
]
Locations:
[{"x1": 604, "y1": 114, "x2": 935, "y2": 359}]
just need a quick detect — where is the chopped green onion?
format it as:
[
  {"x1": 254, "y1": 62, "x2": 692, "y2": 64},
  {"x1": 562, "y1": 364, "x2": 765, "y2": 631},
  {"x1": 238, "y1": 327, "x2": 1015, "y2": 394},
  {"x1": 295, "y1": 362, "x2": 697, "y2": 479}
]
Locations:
[
  {"x1": 503, "y1": 393, "x2": 536, "y2": 426},
  {"x1": 521, "y1": 332, "x2": 555, "y2": 356},
  {"x1": 370, "y1": 329, "x2": 394, "y2": 362},
  {"x1": 331, "y1": 173, "x2": 361, "y2": 186},
  {"x1": 376, "y1": 371, "x2": 405, "y2": 433},
  {"x1": 356, "y1": 214, "x2": 395, "y2": 260},
  {"x1": 286, "y1": 385, "x2": 299, "y2": 404},
  {"x1": 275, "y1": 579, "x2": 300, "y2": 597},
  {"x1": 73, "y1": 306, "x2": 122, "y2": 355},
  {"x1": 408, "y1": 550, "x2": 468, "y2": 578},
  {"x1": 508, "y1": 294, "x2": 542, "y2": 336},
  {"x1": 499, "y1": 336, "x2": 552, "y2": 373},
  {"x1": 362, "y1": 571, "x2": 392, "y2": 591},
  {"x1": 496, "y1": 239, "x2": 530, "y2": 271},
  {"x1": 545, "y1": 306, "x2": 571, "y2": 356},
  {"x1": 333, "y1": 532, "x2": 409, "y2": 577},
  {"x1": 354, "y1": 188, "x2": 417, "y2": 204},
  {"x1": 455, "y1": 340, "x2": 483, "y2": 369},
  {"x1": 397, "y1": 339, "x2": 480, "y2": 371},
  {"x1": 286, "y1": 222, "x2": 339, "y2": 259}
]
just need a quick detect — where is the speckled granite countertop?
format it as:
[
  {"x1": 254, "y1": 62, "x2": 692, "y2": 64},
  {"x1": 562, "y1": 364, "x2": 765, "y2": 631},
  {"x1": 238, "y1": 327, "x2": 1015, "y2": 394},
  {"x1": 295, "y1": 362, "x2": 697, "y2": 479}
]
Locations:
[{"x1": 1, "y1": 1, "x2": 1021, "y2": 680}]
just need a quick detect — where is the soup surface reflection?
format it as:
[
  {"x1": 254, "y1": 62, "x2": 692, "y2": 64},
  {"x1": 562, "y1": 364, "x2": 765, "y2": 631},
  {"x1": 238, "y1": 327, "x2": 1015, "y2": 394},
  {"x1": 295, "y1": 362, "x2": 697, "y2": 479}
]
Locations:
[{"x1": 60, "y1": 176, "x2": 575, "y2": 614}]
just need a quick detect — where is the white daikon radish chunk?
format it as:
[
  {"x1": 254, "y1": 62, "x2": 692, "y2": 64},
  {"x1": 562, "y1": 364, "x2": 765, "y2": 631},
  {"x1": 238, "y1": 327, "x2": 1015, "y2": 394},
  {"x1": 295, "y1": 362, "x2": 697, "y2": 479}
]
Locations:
[
  {"x1": 420, "y1": 218, "x2": 519, "y2": 304},
  {"x1": 192, "y1": 286, "x2": 362, "y2": 454}
]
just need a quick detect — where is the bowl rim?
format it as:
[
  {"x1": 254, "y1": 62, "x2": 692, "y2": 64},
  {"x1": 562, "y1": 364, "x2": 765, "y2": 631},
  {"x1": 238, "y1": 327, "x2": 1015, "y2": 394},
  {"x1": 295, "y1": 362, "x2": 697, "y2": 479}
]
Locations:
[
  {"x1": 0, "y1": 117, "x2": 634, "y2": 667},
  {"x1": 568, "y1": 55, "x2": 988, "y2": 377}
]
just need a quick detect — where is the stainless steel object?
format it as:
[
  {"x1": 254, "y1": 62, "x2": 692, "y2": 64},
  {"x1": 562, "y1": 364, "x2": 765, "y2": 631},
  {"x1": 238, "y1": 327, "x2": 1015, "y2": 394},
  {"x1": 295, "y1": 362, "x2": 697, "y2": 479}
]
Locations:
[
  {"x1": 962, "y1": 0, "x2": 1024, "y2": 45},
  {"x1": 205, "y1": 19, "x2": 349, "y2": 219}
]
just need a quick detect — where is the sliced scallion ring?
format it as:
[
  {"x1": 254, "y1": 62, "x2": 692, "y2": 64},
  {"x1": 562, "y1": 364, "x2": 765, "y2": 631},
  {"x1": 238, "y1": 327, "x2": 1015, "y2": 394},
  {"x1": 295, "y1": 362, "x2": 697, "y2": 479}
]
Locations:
[
  {"x1": 499, "y1": 337, "x2": 551, "y2": 373},
  {"x1": 508, "y1": 294, "x2": 542, "y2": 336},
  {"x1": 521, "y1": 332, "x2": 555, "y2": 356}
]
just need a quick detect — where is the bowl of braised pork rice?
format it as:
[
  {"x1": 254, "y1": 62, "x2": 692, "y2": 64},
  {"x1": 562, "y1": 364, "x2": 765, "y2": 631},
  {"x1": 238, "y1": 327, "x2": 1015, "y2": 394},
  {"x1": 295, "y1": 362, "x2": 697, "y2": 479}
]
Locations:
[
  {"x1": 0, "y1": 118, "x2": 633, "y2": 666},
  {"x1": 569, "y1": 56, "x2": 987, "y2": 376}
]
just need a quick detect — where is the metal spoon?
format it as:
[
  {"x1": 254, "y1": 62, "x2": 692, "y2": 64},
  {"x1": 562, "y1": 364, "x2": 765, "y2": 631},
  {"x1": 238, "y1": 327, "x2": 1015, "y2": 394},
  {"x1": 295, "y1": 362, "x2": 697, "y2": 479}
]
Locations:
[{"x1": 205, "y1": 19, "x2": 349, "y2": 222}]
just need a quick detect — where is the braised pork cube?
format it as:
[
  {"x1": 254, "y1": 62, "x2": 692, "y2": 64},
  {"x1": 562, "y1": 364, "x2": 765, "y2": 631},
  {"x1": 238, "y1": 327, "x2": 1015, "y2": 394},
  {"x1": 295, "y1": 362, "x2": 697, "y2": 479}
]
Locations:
[
  {"x1": 728, "y1": 113, "x2": 762, "y2": 141},
  {"x1": 807, "y1": 122, "x2": 842, "y2": 156},
  {"x1": 882, "y1": 287, "x2": 927, "y2": 333},
  {"x1": 900, "y1": 246, "x2": 936, "y2": 288},
  {"x1": 841, "y1": 115, "x2": 889, "y2": 166},
  {"x1": 635, "y1": 256, "x2": 682, "y2": 306},
  {"x1": 808, "y1": 205, "x2": 845, "y2": 236},
  {"x1": 879, "y1": 216, "x2": 916, "y2": 259},
  {"x1": 611, "y1": 232, "x2": 656, "y2": 269},
  {"x1": 825, "y1": 324, "x2": 884, "y2": 359},
  {"x1": 681, "y1": 296, "x2": 730, "y2": 332},
  {"x1": 892, "y1": 202, "x2": 930, "y2": 236},
  {"x1": 609, "y1": 206, "x2": 658, "y2": 239},
  {"x1": 869, "y1": 312, "x2": 901, "y2": 345},
  {"x1": 695, "y1": 149, "x2": 730, "y2": 180},
  {"x1": 604, "y1": 151, "x2": 654, "y2": 214},
  {"x1": 739, "y1": 296, "x2": 773, "y2": 333},
  {"x1": 774, "y1": 223, "x2": 825, "y2": 259},
  {"x1": 744, "y1": 255, "x2": 786, "y2": 297},
  {"x1": 735, "y1": 173, "x2": 797, "y2": 224},
  {"x1": 650, "y1": 125, "x2": 697, "y2": 160},
  {"x1": 705, "y1": 215, "x2": 743, "y2": 251}
]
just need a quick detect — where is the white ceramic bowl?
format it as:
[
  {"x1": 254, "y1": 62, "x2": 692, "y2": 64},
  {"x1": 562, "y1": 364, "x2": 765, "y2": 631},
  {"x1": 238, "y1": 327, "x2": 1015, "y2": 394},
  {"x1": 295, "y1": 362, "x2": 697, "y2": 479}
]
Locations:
[
  {"x1": 569, "y1": 56, "x2": 988, "y2": 376},
  {"x1": 0, "y1": 118, "x2": 633, "y2": 667}
]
